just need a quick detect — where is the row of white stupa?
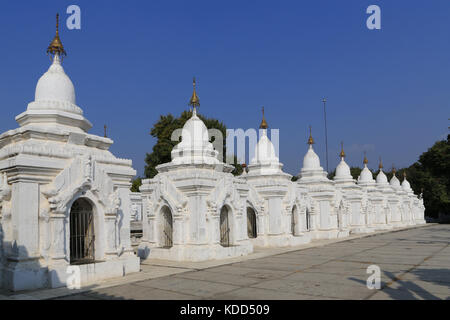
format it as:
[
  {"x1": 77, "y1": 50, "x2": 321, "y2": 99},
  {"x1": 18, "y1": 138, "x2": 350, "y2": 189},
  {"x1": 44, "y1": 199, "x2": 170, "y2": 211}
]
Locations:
[
  {"x1": 0, "y1": 16, "x2": 426, "y2": 292},
  {"x1": 135, "y1": 80, "x2": 426, "y2": 262}
]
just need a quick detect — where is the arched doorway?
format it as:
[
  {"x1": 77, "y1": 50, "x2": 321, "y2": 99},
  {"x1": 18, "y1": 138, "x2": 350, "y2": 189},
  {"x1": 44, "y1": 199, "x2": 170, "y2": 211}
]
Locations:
[
  {"x1": 220, "y1": 206, "x2": 230, "y2": 247},
  {"x1": 247, "y1": 207, "x2": 257, "y2": 239},
  {"x1": 291, "y1": 206, "x2": 298, "y2": 235},
  {"x1": 70, "y1": 198, "x2": 95, "y2": 265},
  {"x1": 161, "y1": 206, "x2": 173, "y2": 248},
  {"x1": 305, "y1": 208, "x2": 311, "y2": 231}
]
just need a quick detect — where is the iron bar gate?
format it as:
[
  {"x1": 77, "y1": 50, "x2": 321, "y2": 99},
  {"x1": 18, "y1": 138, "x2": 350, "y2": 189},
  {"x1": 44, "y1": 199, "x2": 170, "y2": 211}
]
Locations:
[
  {"x1": 162, "y1": 208, "x2": 173, "y2": 248},
  {"x1": 306, "y1": 209, "x2": 311, "y2": 231},
  {"x1": 70, "y1": 198, "x2": 95, "y2": 265},
  {"x1": 220, "y1": 207, "x2": 230, "y2": 247},
  {"x1": 247, "y1": 208, "x2": 257, "y2": 239}
]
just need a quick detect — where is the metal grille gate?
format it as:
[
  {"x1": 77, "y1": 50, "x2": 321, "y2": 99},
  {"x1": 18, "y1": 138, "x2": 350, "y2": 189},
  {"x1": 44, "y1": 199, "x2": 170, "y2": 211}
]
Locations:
[
  {"x1": 306, "y1": 209, "x2": 311, "y2": 231},
  {"x1": 337, "y1": 202, "x2": 343, "y2": 230},
  {"x1": 70, "y1": 198, "x2": 95, "y2": 265},
  {"x1": 247, "y1": 208, "x2": 257, "y2": 239},
  {"x1": 220, "y1": 207, "x2": 230, "y2": 247},
  {"x1": 291, "y1": 207, "x2": 296, "y2": 235},
  {"x1": 162, "y1": 207, "x2": 173, "y2": 248}
]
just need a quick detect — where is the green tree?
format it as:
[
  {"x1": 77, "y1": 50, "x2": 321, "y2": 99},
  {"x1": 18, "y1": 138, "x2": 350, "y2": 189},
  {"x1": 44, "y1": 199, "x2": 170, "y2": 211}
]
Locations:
[
  {"x1": 401, "y1": 135, "x2": 450, "y2": 218},
  {"x1": 130, "y1": 177, "x2": 142, "y2": 193},
  {"x1": 350, "y1": 167, "x2": 363, "y2": 180}
]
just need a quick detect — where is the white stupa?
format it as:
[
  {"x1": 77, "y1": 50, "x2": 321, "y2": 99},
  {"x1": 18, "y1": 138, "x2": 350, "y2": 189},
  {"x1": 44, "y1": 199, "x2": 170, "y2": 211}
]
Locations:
[
  {"x1": 299, "y1": 127, "x2": 329, "y2": 182},
  {"x1": 170, "y1": 107, "x2": 220, "y2": 165},
  {"x1": 389, "y1": 167, "x2": 401, "y2": 189},
  {"x1": 0, "y1": 14, "x2": 139, "y2": 291},
  {"x1": 159, "y1": 78, "x2": 225, "y2": 170},
  {"x1": 375, "y1": 158, "x2": 389, "y2": 186},
  {"x1": 357, "y1": 154, "x2": 375, "y2": 186},
  {"x1": 16, "y1": 36, "x2": 92, "y2": 133},
  {"x1": 248, "y1": 107, "x2": 285, "y2": 175},
  {"x1": 245, "y1": 108, "x2": 307, "y2": 247},
  {"x1": 139, "y1": 78, "x2": 251, "y2": 261},
  {"x1": 334, "y1": 142, "x2": 353, "y2": 183},
  {"x1": 401, "y1": 172, "x2": 413, "y2": 193}
]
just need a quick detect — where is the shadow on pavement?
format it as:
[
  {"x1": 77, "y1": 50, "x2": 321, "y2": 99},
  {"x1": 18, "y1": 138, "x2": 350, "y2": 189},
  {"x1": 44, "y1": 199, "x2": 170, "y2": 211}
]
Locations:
[{"x1": 349, "y1": 269, "x2": 450, "y2": 300}]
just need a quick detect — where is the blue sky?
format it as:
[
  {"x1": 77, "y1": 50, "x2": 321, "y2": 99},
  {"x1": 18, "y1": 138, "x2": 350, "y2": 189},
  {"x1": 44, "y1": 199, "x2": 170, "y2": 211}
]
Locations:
[{"x1": 0, "y1": 0, "x2": 448, "y2": 177}]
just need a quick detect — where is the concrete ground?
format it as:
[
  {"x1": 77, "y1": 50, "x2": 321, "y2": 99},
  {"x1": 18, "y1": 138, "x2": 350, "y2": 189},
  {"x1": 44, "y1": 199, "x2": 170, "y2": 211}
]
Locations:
[{"x1": 1, "y1": 224, "x2": 449, "y2": 300}]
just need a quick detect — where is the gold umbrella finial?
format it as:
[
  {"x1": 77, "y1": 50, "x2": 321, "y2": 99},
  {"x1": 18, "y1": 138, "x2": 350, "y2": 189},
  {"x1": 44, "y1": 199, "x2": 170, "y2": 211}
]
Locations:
[
  {"x1": 339, "y1": 141, "x2": 345, "y2": 158},
  {"x1": 379, "y1": 157, "x2": 383, "y2": 169},
  {"x1": 189, "y1": 77, "x2": 200, "y2": 109},
  {"x1": 307, "y1": 126, "x2": 314, "y2": 145},
  {"x1": 47, "y1": 13, "x2": 67, "y2": 58},
  {"x1": 259, "y1": 106, "x2": 268, "y2": 129},
  {"x1": 363, "y1": 151, "x2": 368, "y2": 165},
  {"x1": 392, "y1": 165, "x2": 396, "y2": 175}
]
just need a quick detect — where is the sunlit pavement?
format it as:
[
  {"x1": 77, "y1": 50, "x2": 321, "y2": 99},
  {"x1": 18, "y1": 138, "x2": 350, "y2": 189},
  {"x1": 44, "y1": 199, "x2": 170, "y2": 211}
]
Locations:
[{"x1": 52, "y1": 224, "x2": 450, "y2": 300}]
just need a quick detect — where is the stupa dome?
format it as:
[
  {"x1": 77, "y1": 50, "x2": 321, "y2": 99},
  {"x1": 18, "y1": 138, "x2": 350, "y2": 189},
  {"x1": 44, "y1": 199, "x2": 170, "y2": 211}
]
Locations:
[
  {"x1": 35, "y1": 55, "x2": 75, "y2": 105},
  {"x1": 357, "y1": 155, "x2": 374, "y2": 184}
]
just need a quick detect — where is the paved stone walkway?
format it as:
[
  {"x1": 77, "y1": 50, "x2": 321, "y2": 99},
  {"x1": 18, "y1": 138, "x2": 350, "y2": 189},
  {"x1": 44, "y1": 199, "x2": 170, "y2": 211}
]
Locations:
[{"x1": 55, "y1": 224, "x2": 450, "y2": 300}]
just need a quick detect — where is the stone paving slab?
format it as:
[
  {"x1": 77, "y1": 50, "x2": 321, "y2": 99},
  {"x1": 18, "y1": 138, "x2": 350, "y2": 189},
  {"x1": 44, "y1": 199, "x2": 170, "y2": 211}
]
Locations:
[
  {"x1": 205, "y1": 265, "x2": 292, "y2": 280},
  {"x1": 210, "y1": 287, "x2": 327, "y2": 300},
  {"x1": 173, "y1": 270, "x2": 262, "y2": 286},
  {"x1": 251, "y1": 278, "x2": 373, "y2": 300},
  {"x1": 133, "y1": 277, "x2": 240, "y2": 298}
]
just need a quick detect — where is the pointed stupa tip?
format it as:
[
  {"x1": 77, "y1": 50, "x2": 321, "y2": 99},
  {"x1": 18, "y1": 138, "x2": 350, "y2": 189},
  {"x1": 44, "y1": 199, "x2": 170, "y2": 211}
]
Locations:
[
  {"x1": 403, "y1": 171, "x2": 407, "y2": 178},
  {"x1": 307, "y1": 126, "x2": 314, "y2": 145},
  {"x1": 259, "y1": 106, "x2": 268, "y2": 129},
  {"x1": 379, "y1": 157, "x2": 383, "y2": 169},
  {"x1": 47, "y1": 13, "x2": 67, "y2": 58},
  {"x1": 339, "y1": 142, "x2": 345, "y2": 158},
  {"x1": 363, "y1": 152, "x2": 368, "y2": 165},
  {"x1": 189, "y1": 77, "x2": 200, "y2": 109},
  {"x1": 392, "y1": 165, "x2": 396, "y2": 175}
]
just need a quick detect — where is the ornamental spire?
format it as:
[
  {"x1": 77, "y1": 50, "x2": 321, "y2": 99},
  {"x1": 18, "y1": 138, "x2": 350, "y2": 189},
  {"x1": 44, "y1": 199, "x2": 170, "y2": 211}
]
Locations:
[
  {"x1": 379, "y1": 157, "x2": 383, "y2": 169},
  {"x1": 392, "y1": 165, "x2": 396, "y2": 175},
  {"x1": 307, "y1": 125, "x2": 314, "y2": 145},
  {"x1": 189, "y1": 77, "x2": 200, "y2": 114},
  {"x1": 339, "y1": 141, "x2": 345, "y2": 158},
  {"x1": 46, "y1": 13, "x2": 67, "y2": 59},
  {"x1": 259, "y1": 106, "x2": 268, "y2": 129},
  {"x1": 363, "y1": 152, "x2": 368, "y2": 165}
]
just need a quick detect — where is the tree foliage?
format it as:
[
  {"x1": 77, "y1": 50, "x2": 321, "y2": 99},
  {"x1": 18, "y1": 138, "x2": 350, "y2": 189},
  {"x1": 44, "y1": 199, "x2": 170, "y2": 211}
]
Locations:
[
  {"x1": 130, "y1": 177, "x2": 142, "y2": 193},
  {"x1": 402, "y1": 135, "x2": 450, "y2": 218}
]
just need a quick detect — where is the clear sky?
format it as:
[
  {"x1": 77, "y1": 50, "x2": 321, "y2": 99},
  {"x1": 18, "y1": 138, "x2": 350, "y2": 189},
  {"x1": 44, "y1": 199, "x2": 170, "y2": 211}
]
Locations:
[{"x1": 0, "y1": 0, "x2": 448, "y2": 177}]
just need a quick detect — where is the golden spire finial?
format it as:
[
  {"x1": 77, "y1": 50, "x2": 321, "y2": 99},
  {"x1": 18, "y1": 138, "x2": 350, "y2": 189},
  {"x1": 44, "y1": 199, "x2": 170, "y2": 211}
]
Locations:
[
  {"x1": 339, "y1": 141, "x2": 345, "y2": 158},
  {"x1": 403, "y1": 171, "x2": 407, "y2": 178},
  {"x1": 47, "y1": 13, "x2": 67, "y2": 58},
  {"x1": 378, "y1": 157, "x2": 383, "y2": 169},
  {"x1": 259, "y1": 106, "x2": 268, "y2": 129},
  {"x1": 363, "y1": 152, "x2": 368, "y2": 165},
  {"x1": 392, "y1": 165, "x2": 396, "y2": 175},
  {"x1": 307, "y1": 126, "x2": 314, "y2": 145},
  {"x1": 189, "y1": 77, "x2": 200, "y2": 109}
]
